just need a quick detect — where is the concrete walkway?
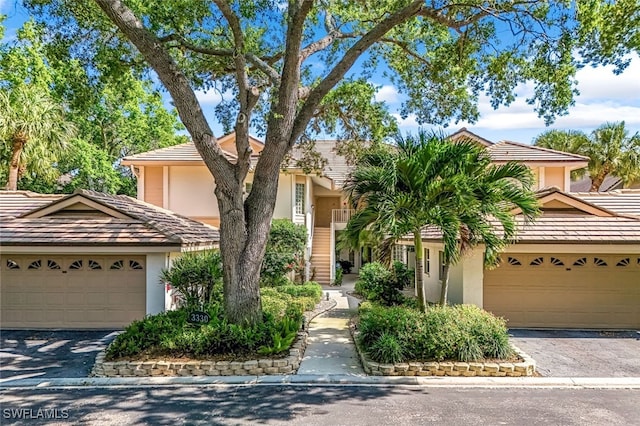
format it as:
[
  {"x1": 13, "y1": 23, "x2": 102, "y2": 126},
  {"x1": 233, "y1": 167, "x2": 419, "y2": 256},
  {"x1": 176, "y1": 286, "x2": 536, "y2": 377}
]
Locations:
[{"x1": 297, "y1": 274, "x2": 364, "y2": 376}]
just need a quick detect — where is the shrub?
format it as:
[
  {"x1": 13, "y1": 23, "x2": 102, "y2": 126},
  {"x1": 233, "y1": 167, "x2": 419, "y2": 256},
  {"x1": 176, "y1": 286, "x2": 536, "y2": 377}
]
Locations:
[
  {"x1": 276, "y1": 282, "x2": 322, "y2": 301},
  {"x1": 357, "y1": 304, "x2": 513, "y2": 363},
  {"x1": 261, "y1": 219, "x2": 307, "y2": 286},
  {"x1": 106, "y1": 275, "x2": 321, "y2": 361},
  {"x1": 160, "y1": 250, "x2": 223, "y2": 308},
  {"x1": 355, "y1": 261, "x2": 410, "y2": 306}
]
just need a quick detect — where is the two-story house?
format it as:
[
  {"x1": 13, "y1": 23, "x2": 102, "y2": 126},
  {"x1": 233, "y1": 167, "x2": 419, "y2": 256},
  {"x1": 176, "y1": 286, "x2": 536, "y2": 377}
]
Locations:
[{"x1": 120, "y1": 129, "x2": 640, "y2": 329}]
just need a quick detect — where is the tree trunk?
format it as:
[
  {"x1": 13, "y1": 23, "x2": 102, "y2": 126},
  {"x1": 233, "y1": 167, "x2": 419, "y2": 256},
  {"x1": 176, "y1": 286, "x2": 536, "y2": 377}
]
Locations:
[
  {"x1": 439, "y1": 262, "x2": 451, "y2": 306},
  {"x1": 590, "y1": 173, "x2": 606, "y2": 192},
  {"x1": 6, "y1": 134, "x2": 26, "y2": 191},
  {"x1": 413, "y1": 232, "x2": 426, "y2": 312}
]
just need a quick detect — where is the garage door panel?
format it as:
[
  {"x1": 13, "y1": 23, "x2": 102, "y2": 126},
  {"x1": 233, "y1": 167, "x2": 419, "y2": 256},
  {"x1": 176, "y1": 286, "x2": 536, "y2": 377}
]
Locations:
[
  {"x1": 485, "y1": 253, "x2": 640, "y2": 329},
  {"x1": 1, "y1": 255, "x2": 146, "y2": 329}
]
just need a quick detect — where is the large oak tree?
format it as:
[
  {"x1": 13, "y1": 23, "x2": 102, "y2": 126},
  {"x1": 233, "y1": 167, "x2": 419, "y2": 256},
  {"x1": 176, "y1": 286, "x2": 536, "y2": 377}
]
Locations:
[{"x1": 28, "y1": 0, "x2": 639, "y2": 324}]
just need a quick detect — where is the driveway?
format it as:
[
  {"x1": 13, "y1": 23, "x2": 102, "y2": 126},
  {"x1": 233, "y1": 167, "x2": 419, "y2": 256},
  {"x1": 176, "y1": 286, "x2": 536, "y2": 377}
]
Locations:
[
  {"x1": 509, "y1": 329, "x2": 640, "y2": 377},
  {"x1": 0, "y1": 330, "x2": 119, "y2": 382}
]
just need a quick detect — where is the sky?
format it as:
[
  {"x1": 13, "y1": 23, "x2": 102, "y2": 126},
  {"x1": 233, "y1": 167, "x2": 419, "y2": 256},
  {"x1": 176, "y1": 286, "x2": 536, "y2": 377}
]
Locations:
[{"x1": 3, "y1": 1, "x2": 639, "y2": 146}]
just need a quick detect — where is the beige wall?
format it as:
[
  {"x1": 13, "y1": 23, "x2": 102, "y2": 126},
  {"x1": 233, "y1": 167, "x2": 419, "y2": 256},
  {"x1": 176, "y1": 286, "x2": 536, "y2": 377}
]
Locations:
[
  {"x1": 274, "y1": 174, "x2": 293, "y2": 219},
  {"x1": 545, "y1": 167, "x2": 566, "y2": 190},
  {"x1": 144, "y1": 167, "x2": 163, "y2": 207},
  {"x1": 168, "y1": 166, "x2": 219, "y2": 218}
]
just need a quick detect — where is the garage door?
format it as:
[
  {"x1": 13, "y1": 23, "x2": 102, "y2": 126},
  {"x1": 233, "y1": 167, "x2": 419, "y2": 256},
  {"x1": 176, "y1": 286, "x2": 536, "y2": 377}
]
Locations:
[
  {"x1": 484, "y1": 254, "x2": 639, "y2": 329},
  {"x1": 0, "y1": 255, "x2": 146, "y2": 329}
]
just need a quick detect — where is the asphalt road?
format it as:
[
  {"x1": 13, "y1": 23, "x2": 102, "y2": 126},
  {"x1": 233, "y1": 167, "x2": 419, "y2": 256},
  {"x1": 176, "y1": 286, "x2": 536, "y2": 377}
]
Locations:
[{"x1": 1, "y1": 385, "x2": 638, "y2": 425}]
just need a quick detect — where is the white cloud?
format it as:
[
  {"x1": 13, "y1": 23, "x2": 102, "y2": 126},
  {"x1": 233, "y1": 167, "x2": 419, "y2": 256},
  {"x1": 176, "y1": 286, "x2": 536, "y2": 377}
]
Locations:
[
  {"x1": 195, "y1": 89, "x2": 234, "y2": 105},
  {"x1": 574, "y1": 57, "x2": 640, "y2": 101},
  {"x1": 375, "y1": 85, "x2": 400, "y2": 104}
]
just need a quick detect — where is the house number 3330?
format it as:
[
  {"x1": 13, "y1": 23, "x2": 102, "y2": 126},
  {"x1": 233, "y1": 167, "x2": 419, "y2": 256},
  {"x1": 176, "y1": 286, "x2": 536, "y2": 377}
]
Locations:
[{"x1": 187, "y1": 311, "x2": 211, "y2": 324}]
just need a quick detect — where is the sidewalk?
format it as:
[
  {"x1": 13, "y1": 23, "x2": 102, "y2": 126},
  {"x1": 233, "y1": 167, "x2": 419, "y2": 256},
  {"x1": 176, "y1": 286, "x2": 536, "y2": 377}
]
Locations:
[{"x1": 297, "y1": 274, "x2": 363, "y2": 376}]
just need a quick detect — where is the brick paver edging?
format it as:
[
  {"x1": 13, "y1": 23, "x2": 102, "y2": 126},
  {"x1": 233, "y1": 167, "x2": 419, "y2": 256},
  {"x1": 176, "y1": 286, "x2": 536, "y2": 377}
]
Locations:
[
  {"x1": 91, "y1": 298, "x2": 338, "y2": 378},
  {"x1": 349, "y1": 319, "x2": 536, "y2": 377}
]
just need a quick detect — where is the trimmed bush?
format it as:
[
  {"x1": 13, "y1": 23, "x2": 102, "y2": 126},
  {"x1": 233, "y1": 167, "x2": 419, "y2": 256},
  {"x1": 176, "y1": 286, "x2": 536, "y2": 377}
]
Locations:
[
  {"x1": 276, "y1": 282, "x2": 322, "y2": 300},
  {"x1": 355, "y1": 261, "x2": 411, "y2": 306},
  {"x1": 261, "y1": 219, "x2": 307, "y2": 286},
  {"x1": 358, "y1": 304, "x2": 513, "y2": 363}
]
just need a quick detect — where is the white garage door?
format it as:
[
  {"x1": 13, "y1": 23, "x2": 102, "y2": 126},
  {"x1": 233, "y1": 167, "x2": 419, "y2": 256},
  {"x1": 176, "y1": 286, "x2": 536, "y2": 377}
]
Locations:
[
  {"x1": 484, "y1": 254, "x2": 640, "y2": 329},
  {"x1": 0, "y1": 255, "x2": 146, "y2": 329}
]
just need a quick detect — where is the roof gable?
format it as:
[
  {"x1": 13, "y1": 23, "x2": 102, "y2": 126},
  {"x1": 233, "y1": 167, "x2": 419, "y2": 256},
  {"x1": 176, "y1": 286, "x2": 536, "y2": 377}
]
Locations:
[
  {"x1": 2, "y1": 190, "x2": 220, "y2": 248},
  {"x1": 22, "y1": 194, "x2": 132, "y2": 219},
  {"x1": 448, "y1": 128, "x2": 494, "y2": 147},
  {"x1": 512, "y1": 187, "x2": 617, "y2": 217}
]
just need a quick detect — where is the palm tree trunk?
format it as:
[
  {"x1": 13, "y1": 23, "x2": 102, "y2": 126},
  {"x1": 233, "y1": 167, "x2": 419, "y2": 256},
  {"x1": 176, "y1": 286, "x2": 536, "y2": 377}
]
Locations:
[
  {"x1": 413, "y1": 232, "x2": 426, "y2": 312},
  {"x1": 6, "y1": 134, "x2": 26, "y2": 191},
  {"x1": 590, "y1": 173, "x2": 606, "y2": 192},
  {"x1": 439, "y1": 262, "x2": 451, "y2": 306}
]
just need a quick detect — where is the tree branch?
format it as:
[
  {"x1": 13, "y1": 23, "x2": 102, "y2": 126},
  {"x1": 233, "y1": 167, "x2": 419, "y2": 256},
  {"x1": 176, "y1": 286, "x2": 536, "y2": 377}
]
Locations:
[
  {"x1": 93, "y1": 0, "x2": 235, "y2": 188},
  {"x1": 212, "y1": 0, "x2": 254, "y2": 176},
  {"x1": 290, "y1": 0, "x2": 425, "y2": 145}
]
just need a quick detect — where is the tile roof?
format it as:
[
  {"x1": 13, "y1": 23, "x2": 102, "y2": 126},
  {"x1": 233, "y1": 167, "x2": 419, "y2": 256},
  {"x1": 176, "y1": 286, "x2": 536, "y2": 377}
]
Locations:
[
  {"x1": 448, "y1": 128, "x2": 494, "y2": 147},
  {"x1": 418, "y1": 215, "x2": 640, "y2": 243},
  {"x1": 121, "y1": 142, "x2": 237, "y2": 164},
  {"x1": 0, "y1": 191, "x2": 64, "y2": 218},
  {"x1": 487, "y1": 141, "x2": 590, "y2": 163},
  {"x1": 573, "y1": 190, "x2": 640, "y2": 218},
  {"x1": 290, "y1": 140, "x2": 351, "y2": 188},
  {"x1": 0, "y1": 190, "x2": 219, "y2": 247}
]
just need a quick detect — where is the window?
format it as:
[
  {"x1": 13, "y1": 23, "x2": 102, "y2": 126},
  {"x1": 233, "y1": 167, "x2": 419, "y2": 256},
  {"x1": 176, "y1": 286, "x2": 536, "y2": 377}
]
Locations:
[
  {"x1": 424, "y1": 248, "x2": 430, "y2": 275},
  {"x1": 392, "y1": 245, "x2": 405, "y2": 263},
  {"x1": 438, "y1": 251, "x2": 445, "y2": 280},
  {"x1": 295, "y1": 183, "x2": 305, "y2": 215}
]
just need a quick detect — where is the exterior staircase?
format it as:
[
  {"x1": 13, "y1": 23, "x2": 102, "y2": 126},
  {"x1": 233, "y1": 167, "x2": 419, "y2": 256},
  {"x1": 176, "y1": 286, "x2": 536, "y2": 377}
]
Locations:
[{"x1": 310, "y1": 227, "x2": 332, "y2": 285}]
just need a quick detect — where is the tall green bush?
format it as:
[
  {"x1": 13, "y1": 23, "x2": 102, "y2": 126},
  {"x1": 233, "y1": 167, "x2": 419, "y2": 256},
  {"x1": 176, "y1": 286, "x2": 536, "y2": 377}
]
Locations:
[
  {"x1": 261, "y1": 219, "x2": 307, "y2": 286},
  {"x1": 160, "y1": 250, "x2": 223, "y2": 308},
  {"x1": 355, "y1": 261, "x2": 411, "y2": 306}
]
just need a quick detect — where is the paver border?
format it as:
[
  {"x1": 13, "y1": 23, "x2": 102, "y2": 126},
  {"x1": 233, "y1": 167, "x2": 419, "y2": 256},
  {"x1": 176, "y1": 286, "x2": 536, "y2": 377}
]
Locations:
[{"x1": 349, "y1": 319, "x2": 537, "y2": 377}]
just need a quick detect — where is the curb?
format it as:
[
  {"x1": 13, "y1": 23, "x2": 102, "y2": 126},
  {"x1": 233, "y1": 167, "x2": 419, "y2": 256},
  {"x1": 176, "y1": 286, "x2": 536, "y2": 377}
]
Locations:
[{"x1": 2, "y1": 375, "x2": 640, "y2": 389}]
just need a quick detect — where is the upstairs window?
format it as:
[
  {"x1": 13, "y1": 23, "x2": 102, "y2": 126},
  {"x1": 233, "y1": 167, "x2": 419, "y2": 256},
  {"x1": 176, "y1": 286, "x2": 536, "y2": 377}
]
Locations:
[{"x1": 295, "y1": 183, "x2": 305, "y2": 215}]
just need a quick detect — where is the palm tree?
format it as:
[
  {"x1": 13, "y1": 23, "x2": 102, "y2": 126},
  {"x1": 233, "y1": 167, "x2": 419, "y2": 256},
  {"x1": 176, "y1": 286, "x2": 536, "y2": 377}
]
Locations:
[
  {"x1": 534, "y1": 122, "x2": 640, "y2": 191},
  {"x1": 343, "y1": 131, "x2": 539, "y2": 310},
  {"x1": 0, "y1": 85, "x2": 75, "y2": 190}
]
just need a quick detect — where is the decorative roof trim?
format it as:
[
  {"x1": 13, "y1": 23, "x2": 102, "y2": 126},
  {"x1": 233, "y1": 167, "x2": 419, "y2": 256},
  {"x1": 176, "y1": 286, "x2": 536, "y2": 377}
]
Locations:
[
  {"x1": 511, "y1": 187, "x2": 618, "y2": 217},
  {"x1": 448, "y1": 128, "x2": 494, "y2": 147},
  {"x1": 21, "y1": 193, "x2": 132, "y2": 220}
]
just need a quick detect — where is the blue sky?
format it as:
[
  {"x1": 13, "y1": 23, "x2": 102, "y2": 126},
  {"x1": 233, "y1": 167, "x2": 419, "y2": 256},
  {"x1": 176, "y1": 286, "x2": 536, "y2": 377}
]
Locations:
[{"x1": 3, "y1": 1, "x2": 639, "y2": 145}]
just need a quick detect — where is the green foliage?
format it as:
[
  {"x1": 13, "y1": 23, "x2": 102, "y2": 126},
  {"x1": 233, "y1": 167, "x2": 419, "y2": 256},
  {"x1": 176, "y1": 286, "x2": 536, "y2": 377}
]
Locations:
[
  {"x1": 355, "y1": 261, "x2": 410, "y2": 306},
  {"x1": 0, "y1": 18, "x2": 185, "y2": 193},
  {"x1": 534, "y1": 121, "x2": 640, "y2": 190},
  {"x1": 276, "y1": 282, "x2": 323, "y2": 300},
  {"x1": 357, "y1": 304, "x2": 513, "y2": 363},
  {"x1": 334, "y1": 265, "x2": 343, "y2": 286},
  {"x1": 261, "y1": 219, "x2": 307, "y2": 286},
  {"x1": 368, "y1": 333, "x2": 405, "y2": 364},
  {"x1": 258, "y1": 316, "x2": 300, "y2": 355},
  {"x1": 160, "y1": 251, "x2": 223, "y2": 308},
  {"x1": 344, "y1": 131, "x2": 540, "y2": 308},
  {"x1": 106, "y1": 282, "x2": 321, "y2": 360}
]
